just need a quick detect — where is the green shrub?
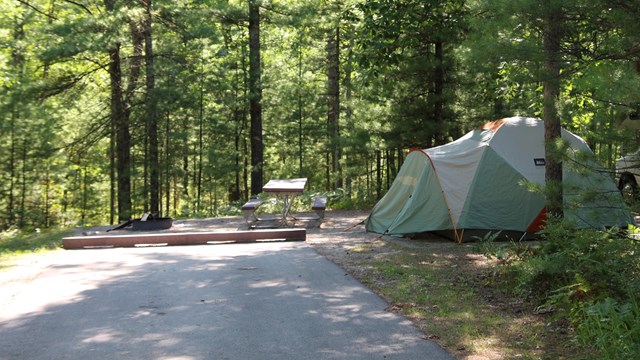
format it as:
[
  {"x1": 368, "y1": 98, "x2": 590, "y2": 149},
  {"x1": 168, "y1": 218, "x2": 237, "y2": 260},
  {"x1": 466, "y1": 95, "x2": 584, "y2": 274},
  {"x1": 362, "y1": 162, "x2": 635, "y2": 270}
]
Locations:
[
  {"x1": 575, "y1": 298, "x2": 640, "y2": 360},
  {"x1": 478, "y1": 221, "x2": 640, "y2": 359},
  {"x1": 512, "y1": 223, "x2": 639, "y2": 303}
]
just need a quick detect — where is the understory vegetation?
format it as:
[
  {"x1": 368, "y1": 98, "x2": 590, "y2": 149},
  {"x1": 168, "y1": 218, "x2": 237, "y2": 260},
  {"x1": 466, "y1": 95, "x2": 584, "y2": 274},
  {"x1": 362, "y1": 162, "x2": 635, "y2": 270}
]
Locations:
[{"x1": 476, "y1": 222, "x2": 640, "y2": 360}]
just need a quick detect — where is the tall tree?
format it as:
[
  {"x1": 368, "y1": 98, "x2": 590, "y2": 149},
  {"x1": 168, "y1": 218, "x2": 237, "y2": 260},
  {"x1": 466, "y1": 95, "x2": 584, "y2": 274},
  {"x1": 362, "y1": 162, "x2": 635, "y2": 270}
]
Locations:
[
  {"x1": 542, "y1": 0, "x2": 563, "y2": 219},
  {"x1": 108, "y1": 41, "x2": 133, "y2": 223},
  {"x1": 356, "y1": 0, "x2": 467, "y2": 148},
  {"x1": 6, "y1": 13, "x2": 26, "y2": 227},
  {"x1": 142, "y1": 0, "x2": 160, "y2": 215},
  {"x1": 104, "y1": 0, "x2": 133, "y2": 222},
  {"x1": 326, "y1": 26, "x2": 341, "y2": 190},
  {"x1": 248, "y1": 0, "x2": 263, "y2": 196},
  {"x1": 468, "y1": 0, "x2": 640, "y2": 219}
]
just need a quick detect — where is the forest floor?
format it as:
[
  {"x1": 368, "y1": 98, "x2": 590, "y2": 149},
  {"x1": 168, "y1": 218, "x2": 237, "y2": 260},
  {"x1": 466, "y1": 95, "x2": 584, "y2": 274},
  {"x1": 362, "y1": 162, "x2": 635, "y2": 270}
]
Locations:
[
  {"x1": 303, "y1": 210, "x2": 581, "y2": 360},
  {"x1": 79, "y1": 209, "x2": 581, "y2": 359}
]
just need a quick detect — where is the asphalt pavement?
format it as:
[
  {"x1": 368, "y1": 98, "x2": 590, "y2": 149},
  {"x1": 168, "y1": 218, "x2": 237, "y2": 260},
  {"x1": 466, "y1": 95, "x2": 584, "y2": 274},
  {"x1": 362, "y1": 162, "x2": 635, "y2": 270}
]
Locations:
[{"x1": 0, "y1": 242, "x2": 453, "y2": 359}]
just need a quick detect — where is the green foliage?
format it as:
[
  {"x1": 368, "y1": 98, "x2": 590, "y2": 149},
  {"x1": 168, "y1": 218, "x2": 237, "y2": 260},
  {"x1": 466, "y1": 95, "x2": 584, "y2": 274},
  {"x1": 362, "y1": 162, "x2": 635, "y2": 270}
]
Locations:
[
  {"x1": 356, "y1": 0, "x2": 468, "y2": 147},
  {"x1": 479, "y1": 221, "x2": 640, "y2": 359},
  {"x1": 472, "y1": 231, "x2": 515, "y2": 262},
  {"x1": 2, "y1": 0, "x2": 640, "y2": 234},
  {"x1": 528, "y1": 225, "x2": 636, "y2": 301},
  {"x1": 0, "y1": 228, "x2": 72, "y2": 267},
  {"x1": 575, "y1": 298, "x2": 640, "y2": 360},
  {"x1": 328, "y1": 189, "x2": 378, "y2": 210}
]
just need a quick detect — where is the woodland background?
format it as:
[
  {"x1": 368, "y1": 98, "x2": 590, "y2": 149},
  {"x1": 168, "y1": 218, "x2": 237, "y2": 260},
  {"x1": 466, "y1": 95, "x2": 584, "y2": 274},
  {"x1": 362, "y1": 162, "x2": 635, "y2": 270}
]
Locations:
[{"x1": 2, "y1": 0, "x2": 640, "y2": 229}]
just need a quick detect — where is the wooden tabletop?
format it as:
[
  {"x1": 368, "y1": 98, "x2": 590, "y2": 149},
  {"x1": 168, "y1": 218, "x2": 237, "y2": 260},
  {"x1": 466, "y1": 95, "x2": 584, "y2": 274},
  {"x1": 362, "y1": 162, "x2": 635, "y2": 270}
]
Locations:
[{"x1": 262, "y1": 178, "x2": 307, "y2": 193}]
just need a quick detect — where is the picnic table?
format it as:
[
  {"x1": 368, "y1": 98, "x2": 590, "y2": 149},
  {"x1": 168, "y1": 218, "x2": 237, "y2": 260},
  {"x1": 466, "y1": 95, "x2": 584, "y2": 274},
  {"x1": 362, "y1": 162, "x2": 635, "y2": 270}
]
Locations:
[
  {"x1": 262, "y1": 178, "x2": 307, "y2": 226},
  {"x1": 241, "y1": 178, "x2": 327, "y2": 228}
]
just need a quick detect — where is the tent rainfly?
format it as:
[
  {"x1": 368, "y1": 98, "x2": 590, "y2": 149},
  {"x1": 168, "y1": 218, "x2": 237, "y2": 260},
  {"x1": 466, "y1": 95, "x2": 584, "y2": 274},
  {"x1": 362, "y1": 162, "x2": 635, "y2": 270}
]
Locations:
[{"x1": 365, "y1": 117, "x2": 634, "y2": 242}]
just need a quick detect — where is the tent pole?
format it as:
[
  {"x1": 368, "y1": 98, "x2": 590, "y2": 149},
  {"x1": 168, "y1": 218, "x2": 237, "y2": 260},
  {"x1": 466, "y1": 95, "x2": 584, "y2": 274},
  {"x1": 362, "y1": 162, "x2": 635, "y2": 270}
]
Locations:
[{"x1": 518, "y1": 232, "x2": 527, "y2": 242}]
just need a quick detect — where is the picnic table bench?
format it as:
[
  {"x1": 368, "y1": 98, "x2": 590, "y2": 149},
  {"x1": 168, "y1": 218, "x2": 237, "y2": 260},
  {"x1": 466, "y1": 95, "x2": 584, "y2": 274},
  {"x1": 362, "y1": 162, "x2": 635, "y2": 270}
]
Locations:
[
  {"x1": 241, "y1": 193, "x2": 328, "y2": 228},
  {"x1": 242, "y1": 198, "x2": 263, "y2": 225},
  {"x1": 311, "y1": 196, "x2": 328, "y2": 220}
]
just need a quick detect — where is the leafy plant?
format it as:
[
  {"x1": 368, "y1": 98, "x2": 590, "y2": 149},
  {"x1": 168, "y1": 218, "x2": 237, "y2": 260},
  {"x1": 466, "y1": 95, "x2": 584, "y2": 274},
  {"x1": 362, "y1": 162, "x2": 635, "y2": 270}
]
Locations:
[
  {"x1": 485, "y1": 220, "x2": 640, "y2": 358},
  {"x1": 577, "y1": 298, "x2": 640, "y2": 359}
]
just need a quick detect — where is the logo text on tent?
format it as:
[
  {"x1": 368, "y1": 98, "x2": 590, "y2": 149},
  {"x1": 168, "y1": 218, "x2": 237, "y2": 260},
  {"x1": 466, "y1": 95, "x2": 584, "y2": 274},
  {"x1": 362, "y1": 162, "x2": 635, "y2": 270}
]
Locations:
[{"x1": 534, "y1": 158, "x2": 546, "y2": 166}]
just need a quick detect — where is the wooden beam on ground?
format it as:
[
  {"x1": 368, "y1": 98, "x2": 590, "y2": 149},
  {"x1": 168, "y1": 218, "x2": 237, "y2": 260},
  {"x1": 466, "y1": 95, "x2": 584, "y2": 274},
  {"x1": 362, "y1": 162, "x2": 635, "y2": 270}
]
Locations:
[{"x1": 62, "y1": 228, "x2": 306, "y2": 250}]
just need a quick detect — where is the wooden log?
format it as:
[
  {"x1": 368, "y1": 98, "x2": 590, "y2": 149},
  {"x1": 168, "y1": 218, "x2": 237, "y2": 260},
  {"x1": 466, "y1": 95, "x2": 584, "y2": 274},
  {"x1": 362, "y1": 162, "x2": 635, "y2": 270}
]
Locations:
[{"x1": 62, "y1": 228, "x2": 306, "y2": 250}]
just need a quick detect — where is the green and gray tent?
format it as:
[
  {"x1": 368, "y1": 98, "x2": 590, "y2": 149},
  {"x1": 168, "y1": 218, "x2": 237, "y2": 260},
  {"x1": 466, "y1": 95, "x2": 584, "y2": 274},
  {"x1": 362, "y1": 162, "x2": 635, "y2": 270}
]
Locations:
[{"x1": 366, "y1": 117, "x2": 633, "y2": 242}]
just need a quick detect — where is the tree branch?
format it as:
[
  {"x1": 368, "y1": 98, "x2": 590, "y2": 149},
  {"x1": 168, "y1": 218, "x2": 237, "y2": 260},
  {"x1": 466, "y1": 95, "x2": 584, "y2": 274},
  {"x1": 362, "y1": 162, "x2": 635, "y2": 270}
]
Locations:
[
  {"x1": 15, "y1": 0, "x2": 57, "y2": 20},
  {"x1": 63, "y1": 0, "x2": 93, "y2": 15},
  {"x1": 38, "y1": 63, "x2": 107, "y2": 99}
]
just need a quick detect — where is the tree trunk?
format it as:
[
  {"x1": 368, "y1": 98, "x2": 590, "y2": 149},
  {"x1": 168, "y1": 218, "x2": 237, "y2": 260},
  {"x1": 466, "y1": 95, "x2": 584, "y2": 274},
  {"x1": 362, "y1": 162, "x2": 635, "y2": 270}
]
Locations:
[
  {"x1": 44, "y1": 163, "x2": 50, "y2": 227},
  {"x1": 327, "y1": 27, "x2": 341, "y2": 189},
  {"x1": 221, "y1": 29, "x2": 242, "y2": 202},
  {"x1": 240, "y1": 30, "x2": 250, "y2": 201},
  {"x1": 543, "y1": 1, "x2": 564, "y2": 220},
  {"x1": 182, "y1": 116, "x2": 189, "y2": 200},
  {"x1": 344, "y1": 36, "x2": 354, "y2": 197},
  {"x1": 297, "y1": 35, "x2": 304, "y2": 178},
  {"x1": 143, "y1": 125, "x2": 149, "y2": 213},
  {"x1": 248, "y1": 0, "x2": 264, "y2": 196},
  {"x1": 7, "y1": 17, "x2": 26, "y2": 228},
  {"x1": 387, "y1": 149, "x2": 397, "y2": 189},
  {"x1": 385, "y1": 149, "x2": 391, "y2": 190},
  {"x1": 165, "y1": 112, "x2": 171, "y2": 216},
  {"x1": 196, "y1": 58, "x2": 204, "y2": 212},
  {"x1": 376, "y1": 149, "x2": 382, "y2": 199},
  {"x1": 80, "y1": 167, "x2": 86, "y2": 225},
  {"x1": 142, "y1": 0, "x2": 160, "y2": 215},
  {"x1": 126, "y1": 10, "x2": 145, "y2": 215},
  {"x1": 433, "y1": 40, "x2": 445, "y2": 146},
  {"x1": 109, "y1": 121, "x2": 115, "y2": 225},
  {"x1": 233, "y1": 58, "x2": 242, "y2": 202},
  {"x1": 325, "y1": 152, "x2": 330, "y2": 190},
  {"x1": 107, "y1": 42, "x2": 132, "y2": 222},
  {"x1": 8, "y1": 110, "x2": 16, "y2": 227},
  {"x1": 18, "y1": 139, "x2": 27, "y2": 228},
  {"x1": 105, "y1": 0, "x2": 132, "y2": 223}
]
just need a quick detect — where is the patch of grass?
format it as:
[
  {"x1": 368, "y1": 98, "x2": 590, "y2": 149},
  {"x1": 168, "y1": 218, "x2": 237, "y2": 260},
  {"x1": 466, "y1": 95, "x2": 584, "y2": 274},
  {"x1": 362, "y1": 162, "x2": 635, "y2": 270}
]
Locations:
[
  {"x1": 0, "y1": 228, "x2": 73, "y2": 269},
  {"x1": 350, "y1": 243, "x2": 376, "y2": 253},
  {"x1": 345, "y1": 239, "x2": 589, "y2": 359}
]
